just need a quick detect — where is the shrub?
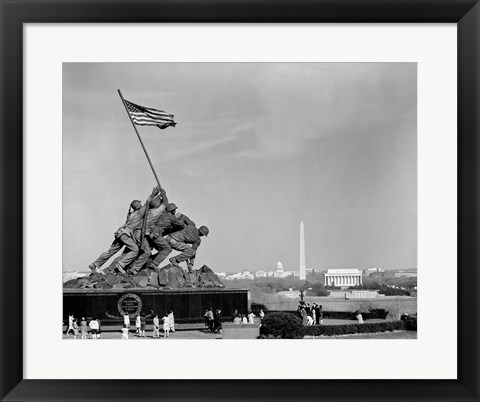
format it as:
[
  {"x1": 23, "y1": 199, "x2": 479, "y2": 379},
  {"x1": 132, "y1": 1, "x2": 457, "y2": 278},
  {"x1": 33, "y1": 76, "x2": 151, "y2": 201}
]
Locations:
[
  {"x1": 259, "y1": 312, "x2": 306, "y2": 339},
  {"x1": 264, "y1": 309, "x2": 388, "y2": 321},
  {"x1": 404, "y1": 317, "x2": 417, "y2": 331},
  {"x1": 305, "y1": 321, "x2": 403, "y2": 336},
  {"x1": 304, "y1": 318, "x2": 417, "y2": 337},
  {"x1": 365, "y1": 308, "x2": 388, "y2": 319}
]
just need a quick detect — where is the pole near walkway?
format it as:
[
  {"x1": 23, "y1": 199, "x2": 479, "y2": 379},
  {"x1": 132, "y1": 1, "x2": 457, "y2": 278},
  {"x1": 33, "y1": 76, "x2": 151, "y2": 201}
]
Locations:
[{"x1": 117, "y1": 89, "x2": 162, "y2": 189}]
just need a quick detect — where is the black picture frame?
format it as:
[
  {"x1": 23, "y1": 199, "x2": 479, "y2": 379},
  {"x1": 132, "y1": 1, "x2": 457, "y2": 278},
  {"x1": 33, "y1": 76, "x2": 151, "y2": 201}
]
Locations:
[{"x1": 1, "y1": 1, "x2": 479, "y2": 401}]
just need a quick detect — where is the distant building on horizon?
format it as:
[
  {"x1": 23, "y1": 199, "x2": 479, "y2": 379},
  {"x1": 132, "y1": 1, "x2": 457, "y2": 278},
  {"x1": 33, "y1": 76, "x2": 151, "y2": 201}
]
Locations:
[
  {"x1": 364, "y1": 267, "x2": 385, "y2": 277},
  {"x1": 62, "y1": 271, "x2": 89, "y2": 283},
  {"x1": 274, "y1": 261, "x2": 285, "y2": 278},
  {"x1": 393, "y1": 268, "x2": 417, "y2": 278},
  {"x1": 324, "y1": 268, "x2": 363, "y2": 287}
]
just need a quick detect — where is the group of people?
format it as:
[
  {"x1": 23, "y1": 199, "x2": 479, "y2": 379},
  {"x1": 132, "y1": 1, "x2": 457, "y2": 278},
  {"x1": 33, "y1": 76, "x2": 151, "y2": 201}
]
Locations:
[
  {"x1": 64, "y1": 314, "x2": 102, "y2": 339},
  {"x1": 297, "y1": 302, "x2": 323, "y2": 326},
  {"x1": 88, "y1": 185, "x2": 209, "y2": 275},
  {"x1": 232, "y1": 309, "x2": 263, "y2": 324},
  {"x1": 64, "y1": 311, "x2": 176, "y2": 339},
  {"x1": 122, "y1": 311, "x2": 175, "y2": 339},
  {"x1": 203, "y1": 308, "x2": 222, "y2": 333}
]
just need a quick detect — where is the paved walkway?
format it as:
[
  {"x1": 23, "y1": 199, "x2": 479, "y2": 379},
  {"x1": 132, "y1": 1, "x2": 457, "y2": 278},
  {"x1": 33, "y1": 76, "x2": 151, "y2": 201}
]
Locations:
[
  {"x1": 62, "y1": 319, "x2": 390, "y2": 340},
  {"x1": 63, "y1": 329, "x2": 221, "y2": 340}
]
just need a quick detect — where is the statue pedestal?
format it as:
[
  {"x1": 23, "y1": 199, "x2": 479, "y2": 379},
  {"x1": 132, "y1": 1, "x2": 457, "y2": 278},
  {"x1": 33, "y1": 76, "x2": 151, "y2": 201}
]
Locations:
[{"x1": 63, "y1": 287, "x2": 250, "y2": 324}]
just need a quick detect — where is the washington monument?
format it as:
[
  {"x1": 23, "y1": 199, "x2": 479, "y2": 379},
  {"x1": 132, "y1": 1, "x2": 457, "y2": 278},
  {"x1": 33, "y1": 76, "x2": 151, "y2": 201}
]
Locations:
[{"x1": 300, "y1": 221, "x2": 306, "y2": 280}]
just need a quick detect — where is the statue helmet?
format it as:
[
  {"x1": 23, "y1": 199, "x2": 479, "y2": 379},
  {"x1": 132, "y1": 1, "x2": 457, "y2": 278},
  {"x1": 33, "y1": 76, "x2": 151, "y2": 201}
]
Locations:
[
  {"x1": 198, "y1": 226, "x2": 209, "y2": 236},
  {"x1": 166, "y1": 203, "x2": 177, "y2": 212},
  {"x1": 149, "y1": 197, "x2": 161, "y2": 208},
  {"x1": 130, "y1": 200, "x2": 142, "y2": 210}
]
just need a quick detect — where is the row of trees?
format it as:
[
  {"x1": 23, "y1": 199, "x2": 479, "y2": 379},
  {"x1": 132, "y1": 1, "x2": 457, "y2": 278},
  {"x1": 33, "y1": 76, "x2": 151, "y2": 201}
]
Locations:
[
  {"x1": 225, "y1": 277, "x2": 330, "y2": 299},
  {"x1": 225, "y1": 275, "x2": 416, "y2": 296}
]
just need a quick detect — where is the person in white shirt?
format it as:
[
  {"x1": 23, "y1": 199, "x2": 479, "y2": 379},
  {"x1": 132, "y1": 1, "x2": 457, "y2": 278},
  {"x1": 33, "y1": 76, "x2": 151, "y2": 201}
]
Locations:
[
  {"x1": 241, "y1": 315, "x2": 247, "y2": 324},
  {"x1": 247, "y1": 311, "x2": 255, "y2": 324},
  {"x1": 89, "y1": 318, "x2": 99, "y2": 339},
  {"x1": 306, "y1": 315, "x2": 314, "y2": 326},
  {"x1": 356, "y1": 311, "x2": 364, "y2": 324},
  {"x1": 162, "y1": 314, "x2": 170, "y2": 338},
  {"x1": 66, "y1": 314, "x2": 74, "y2": 335},
  {"x1": 168, "y1": 310, "x2": 175, "y2": 333},
  {"x1": 121, "y1": 324, "x2": 129, "y2": 340},
  {"x1": 153, "y1": 314, "x2": 160, "y2": 338},
  {"x1": 123, "y1": 314, "x2": 130, "y2": 328},
  {"x1": 135, "y1": 315, "x2": 141, "y2": 334}
]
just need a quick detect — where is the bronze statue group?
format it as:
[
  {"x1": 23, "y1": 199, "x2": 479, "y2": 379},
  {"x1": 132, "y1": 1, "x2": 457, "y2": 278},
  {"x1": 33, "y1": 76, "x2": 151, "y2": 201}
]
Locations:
[{"x1": 88, "y1": 185, "x2": 209, "y2": 276}]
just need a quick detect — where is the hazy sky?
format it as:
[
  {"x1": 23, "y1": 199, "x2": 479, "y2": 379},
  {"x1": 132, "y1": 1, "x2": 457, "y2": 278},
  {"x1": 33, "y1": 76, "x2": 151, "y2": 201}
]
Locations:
[{"x1": 63, "y1": 63, "x2": 416, "y2": 273}]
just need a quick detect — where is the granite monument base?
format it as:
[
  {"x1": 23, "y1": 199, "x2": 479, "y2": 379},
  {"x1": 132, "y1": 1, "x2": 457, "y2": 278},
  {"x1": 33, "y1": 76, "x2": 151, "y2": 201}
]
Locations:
[{"x1": 63, "y1": 287, "x2": 250, "y2": 324}]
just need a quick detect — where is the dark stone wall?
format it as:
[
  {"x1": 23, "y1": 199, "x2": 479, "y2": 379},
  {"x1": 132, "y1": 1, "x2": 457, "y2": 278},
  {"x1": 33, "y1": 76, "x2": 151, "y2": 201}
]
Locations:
[{"x1": 63, "y1": 288, "x2": 249, "y2": 323}]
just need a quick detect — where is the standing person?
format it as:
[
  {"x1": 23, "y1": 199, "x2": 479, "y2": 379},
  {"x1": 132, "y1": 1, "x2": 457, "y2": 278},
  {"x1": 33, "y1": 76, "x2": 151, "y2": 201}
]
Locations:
[
  {"x1": 135, "y1": 315, "x2": 141, "y2": 334},
  {"x1": 153, "y1": 314, "x2": 160, "y2": 338},
  {"x1": 89, "y1": 318, "x2": 99, "y2": 339},
  {"x1": 80, "y1": 317, "x2": 88, "y2": 339},
  {"x1": 66, "y1": 314, "x2": 74, "y2": 335},
  {"x1": 300, "y1": 307, "x2": 308, "y2": 326},
  {"x1": 205, "y1": 308, "x2": 214, "y2": 332},
  {"x1": 318, "y1": 305, "x2": 324, "y2": 325},
  {"x1": 140, "y1": 315, "x2": 146, "y2": 337},
  {"x1": 168, "y1": 310, "x2": 175, "y2": 333},
  {"x1": 162, "y1": 313, "x2": 170, "y2": 338},
  {"x1": 311, "y1": 303, "x2": 317, "y2": 325},
  {"x1": 166, "y1": 225, "x2": 209, "y2": 273},
  {"x1": 356, "y1": 311, "x2": 364, "y2": 324},
  {"x1": 72, "y1": 319, "x2": 79, "y2": 339},
  {"x1": 204, "y1": 309, "x2": 210, "y2": 329},
  {"x1": 123, "y1": 314, "x2": 131, "y2": 329},
  {"x1": 88, "y1": 186, "x2": 160, "y2": 273},
  {"x1": 247, "y1": 311, "x2": 255, "y2": 324},
  {"x1": 97, "y1": 319, "x2": 102, "y2": 339},
  {"x1": 121, "y1": 324, "x2": 129, "y2": 340},
  {"x1": 213, "y1": 309, "x2": 222, "y2": 333},
  {"x1": 314, "y1": 304, "x2": 321, "y2": 324}
]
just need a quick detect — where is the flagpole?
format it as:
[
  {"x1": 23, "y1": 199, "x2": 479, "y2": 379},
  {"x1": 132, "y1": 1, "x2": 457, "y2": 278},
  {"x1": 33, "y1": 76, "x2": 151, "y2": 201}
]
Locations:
[{"x1": 117, "y1": 89, "x2": 162, "y2": 189}]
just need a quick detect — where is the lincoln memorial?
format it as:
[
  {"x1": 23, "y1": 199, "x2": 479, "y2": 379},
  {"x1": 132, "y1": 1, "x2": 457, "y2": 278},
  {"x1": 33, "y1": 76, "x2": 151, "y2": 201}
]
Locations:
[{"x1": 324, "y1": 268, "x2": 363, "y2": 287}]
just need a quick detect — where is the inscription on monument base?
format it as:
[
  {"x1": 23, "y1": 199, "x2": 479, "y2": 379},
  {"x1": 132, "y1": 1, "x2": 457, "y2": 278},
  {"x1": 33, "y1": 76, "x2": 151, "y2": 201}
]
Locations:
[{"x1": 117, "y1": 293, "x2": 142, "y2": 317}]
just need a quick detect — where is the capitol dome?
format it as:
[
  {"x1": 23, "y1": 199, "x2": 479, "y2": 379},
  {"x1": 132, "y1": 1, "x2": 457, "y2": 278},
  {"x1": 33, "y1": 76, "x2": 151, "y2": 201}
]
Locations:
[{"x1": 276, "y1": 261, "x2": 284, "y2": 271}]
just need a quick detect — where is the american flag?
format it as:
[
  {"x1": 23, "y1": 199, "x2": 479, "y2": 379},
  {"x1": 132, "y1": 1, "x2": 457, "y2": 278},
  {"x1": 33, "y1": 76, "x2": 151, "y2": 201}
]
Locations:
[{"x1": 124, "y1": 99, "x2": 177, "y2": 130}]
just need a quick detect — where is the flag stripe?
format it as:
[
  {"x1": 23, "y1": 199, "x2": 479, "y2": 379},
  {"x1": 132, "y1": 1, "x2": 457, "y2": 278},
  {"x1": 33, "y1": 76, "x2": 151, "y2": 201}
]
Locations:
[
  {"x1": 131, "y1": 117, "x2": 175, "y2": 125},
  {"x1": 129, "y1": 113, "x2": 174, "y2": 122},
  {"x1": 124, "y1": 99, "x2": 177, "y2": 129},
  {"x1": 142, "y1": 108, "x2": 174, "y2": 118}
]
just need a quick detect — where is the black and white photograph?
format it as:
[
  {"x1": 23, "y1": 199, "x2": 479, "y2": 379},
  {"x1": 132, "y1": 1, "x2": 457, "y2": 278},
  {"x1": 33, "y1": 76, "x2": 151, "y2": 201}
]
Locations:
[{"x1": 62, "y1": 62, "x2": 417, "y2": 340}]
